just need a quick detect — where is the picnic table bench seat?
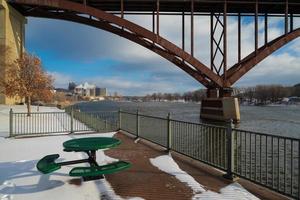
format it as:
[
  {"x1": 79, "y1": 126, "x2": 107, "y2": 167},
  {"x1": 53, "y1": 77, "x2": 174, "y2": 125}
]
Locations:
[
  {"x1": 69, "y1": 161, "x2": 131, "y2": 177},
  {"x1": 37, "y1": 154, "x2": 61, "y2": 174}
]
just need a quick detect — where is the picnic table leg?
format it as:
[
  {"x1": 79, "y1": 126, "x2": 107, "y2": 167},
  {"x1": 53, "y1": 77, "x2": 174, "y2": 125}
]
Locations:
[
  {"x1": 83, "y1": 150, "x2": 104, "y2": 181},
  {"x1": 91, "y1": 150, "x2": 96, "y2": 161}
]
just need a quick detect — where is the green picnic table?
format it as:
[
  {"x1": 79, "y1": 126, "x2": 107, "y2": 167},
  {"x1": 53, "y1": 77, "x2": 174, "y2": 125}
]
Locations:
[{"x1": 36, "y1": 137, "x2": 131, "y2": 181}]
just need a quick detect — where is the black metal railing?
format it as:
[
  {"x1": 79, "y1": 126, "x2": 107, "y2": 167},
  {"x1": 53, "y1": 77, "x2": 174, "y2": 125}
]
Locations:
[
  {"x1": 119, "y1": 110, "x2": 300, "y2": 199},
  {"x1": 10, "y1": 108, "x2": 118, "y2": 136},
  {"x1": 232, "y1": 129, "x2": 300, "y2": 198},
  {"x1": 9, "y1": 108, "x2": 300, "y2": 199}
]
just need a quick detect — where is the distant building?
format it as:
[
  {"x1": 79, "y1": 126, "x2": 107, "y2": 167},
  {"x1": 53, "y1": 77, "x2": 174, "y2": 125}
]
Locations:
[
  {"x1": 95, "y1": 87, "x2": 107, "y2": 97},
  {"x1": 68, "y1": 82, "x2": 77, "y2": 91},
  {"x1": 74, "y1": 82, "x2": 96, "y2": 97}
]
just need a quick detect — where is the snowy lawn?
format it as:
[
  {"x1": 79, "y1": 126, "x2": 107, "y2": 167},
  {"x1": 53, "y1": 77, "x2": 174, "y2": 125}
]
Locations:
[
  {"x1": 0, "y1": 132, "x2": 142, "y2": 200},
  {"x1": 150, "y1": 155, "x2": 259, "y2": 200}
]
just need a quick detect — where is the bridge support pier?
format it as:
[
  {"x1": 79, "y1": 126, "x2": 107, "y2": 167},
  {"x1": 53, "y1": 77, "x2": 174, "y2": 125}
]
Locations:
[
  {"x1": 0, "y1": 0, "x2": 26, "y2": 105},
  {"x1": 201, "y1": 88, "x2": 240, "y2": 123}
]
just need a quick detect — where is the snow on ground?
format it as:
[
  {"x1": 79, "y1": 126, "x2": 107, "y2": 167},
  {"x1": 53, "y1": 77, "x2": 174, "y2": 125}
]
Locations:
[
  {"x1": 194, "y1": 183, "x2": 260, "y2": 200},
  {"x1": 0, "y1": 132, "x2": 143, "y2": 200},
  {"x1": 150, "y1": 155, "x2": 206, "y2": 193},
  {"x1": 150, "y1": 155, "x2": 259, "y2": 200}
]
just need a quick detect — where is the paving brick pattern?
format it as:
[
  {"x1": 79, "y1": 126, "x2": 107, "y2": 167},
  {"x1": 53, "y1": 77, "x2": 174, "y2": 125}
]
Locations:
[{"x1": 105, "y1": 132, "x2": 288, "y2": 200}]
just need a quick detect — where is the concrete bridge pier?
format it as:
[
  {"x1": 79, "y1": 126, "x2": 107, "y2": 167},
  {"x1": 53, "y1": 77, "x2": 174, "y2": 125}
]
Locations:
[
  {"x1": 201, "y1": 88, "x2": 240, "y2": 123},
  {"x1": 0, "y1": 0, "x2": 26, "y2": 105}
]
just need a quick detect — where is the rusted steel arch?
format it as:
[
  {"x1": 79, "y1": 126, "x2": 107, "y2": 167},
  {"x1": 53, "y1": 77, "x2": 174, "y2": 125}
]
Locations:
[
  {"x1": 27, "y1": 10, "x2": 211, "y2": 87},
  {"x1": 226, "y1": 28, "x2": 300, "y2": 86},
  {"x1": 9, "y1": 0, "x2": 223, "y2": 87}
]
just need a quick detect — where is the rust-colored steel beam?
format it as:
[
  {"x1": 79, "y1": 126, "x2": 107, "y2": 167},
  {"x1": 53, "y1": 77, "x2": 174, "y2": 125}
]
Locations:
[
  {"x1": 265, "y1": 13, "x2": 268, "y2": 45},
  {"x1": 10, "y1": 0, "x2": 300, "y2": 14},
  {"x1": 223, "y1": 0, "x2": 227, "y2": 82},
  {"x1": 290, "y1": 13, "x2": 293, "y2": 32},
  {"x1": 156, "y1": 0, "x2": 160, "y2": 38},
  {"x1": 238, "y1": 12, "x2": 241, "y2": 63},
  {"x1": 182, "y1": 11, "x2": 185, "y2": 51},
  {"x1": 121, "y1": 0, "x2": 124, "y2": 19},
  {"x1": 227, "y1": 27, "x2": 300, "y2": 85},
  {"x1": 285, "y1": 0, "x2": 288, "y2": 34},
  {"x1": 152, "y1": 11, "x2": 155, "y2": 33},
  {"x1": 210, "y1": 12, "x2": 225, "y2": 76},
  {"x1": 191, "y1": 0, "x2": 194, "y2": 57},
  {"x1": 210, "y1": 12, "x2": 213, "y2": 71},
  {"x1": 255, "y1": 0, "x2": 258, "y2": 54},
  {"x1": 10, "y1": 0, "x2": 224, "y2": 87},
  {"x1": 26, "y1": 10, "x2": 211, "y2": 88}
]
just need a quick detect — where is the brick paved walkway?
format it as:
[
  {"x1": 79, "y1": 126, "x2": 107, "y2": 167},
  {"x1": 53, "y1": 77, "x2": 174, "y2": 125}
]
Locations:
[{"x1": 105, "y1": 132, "x2": 288, "y2": 200}]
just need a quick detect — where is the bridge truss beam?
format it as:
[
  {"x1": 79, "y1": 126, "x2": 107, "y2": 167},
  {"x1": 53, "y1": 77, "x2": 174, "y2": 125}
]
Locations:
[{"x1": 7, "y1": 0, "x2": 300, "y2": 95}]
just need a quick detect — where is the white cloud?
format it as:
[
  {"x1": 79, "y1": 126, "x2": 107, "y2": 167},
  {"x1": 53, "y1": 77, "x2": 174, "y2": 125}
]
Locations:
[
  {"x1": 26, "y1": 13, "x2": 300, "y2": 94},
  {"x1": 48, "y1": 71, "x2": 199, "y2": 96},
  {"x1": 236, "y1": 53, "x2": 300, "y2": 86},
  {"x1": 48, "y1": 71, "x2": 72, "y2": 88}
]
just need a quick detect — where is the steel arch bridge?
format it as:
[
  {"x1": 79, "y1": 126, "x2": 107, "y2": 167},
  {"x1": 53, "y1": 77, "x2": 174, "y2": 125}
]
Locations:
[{"x1": 7, "y1": 0, "x2": 300, "y2": 97}]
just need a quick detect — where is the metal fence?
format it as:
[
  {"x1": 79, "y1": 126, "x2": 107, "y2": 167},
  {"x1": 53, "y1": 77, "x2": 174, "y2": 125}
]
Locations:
[
  {"x1": 119, "y1": 110, "x2": 300, "y2": 199},
  {"x1": 71, "y1": 110, "x2": 119, "y2": 133},
  {"x1": 8, "y1": 108, "x2": 300, "y2": 199},
  {"x1": 232, "y1": 129, "x2": 300, "y2": 198},
  {"x1": 9, "y1": 108, "x2": 118, "y2": 136}
]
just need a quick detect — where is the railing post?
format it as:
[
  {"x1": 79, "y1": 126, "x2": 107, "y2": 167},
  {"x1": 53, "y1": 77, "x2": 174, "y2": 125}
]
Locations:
[
  {"x1": 136, "y1": 109, "x2": 140, "y2": 138},
  {"x1": 223, "y1": 119, "x2": 237, "y2": 181},
  {"x1": 118, "y1": 108, "x2": 122, "y2": 130},
  {"x1": 167, "y1": 113, "x2": 172, "y2": 151},
  {"x1": 105, "y1": 120, "x2": 108, "y2": 131},
  {"x1": 9, "y1": 108, "x2": 13, "y2": 137},
  {"x1": 70, "y1": 107, "x2": 74, "y2": 134}
]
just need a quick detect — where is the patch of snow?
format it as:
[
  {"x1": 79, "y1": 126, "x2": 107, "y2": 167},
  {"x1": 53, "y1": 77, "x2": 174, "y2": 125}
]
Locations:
[
  {"x1": 95, "y1": 179, "x2": 123, "y2": 200},
  {"x1": 150, "y1": 155, "x2": 259, "y2": 200},
  {"x1": 150, "y1": 155, "x2": 206, "y2": 193},
  {"x1": 94, "y1": 132, "x2": 116, "y2": 138},
  {"x1": 97, "y1": 151, "x2": 119, "y2": 166},
  {"x1": 134, "y1": 138, "x2": 140, "y2": 143},
  {"x1": 194, "y1": 182, "x2": 259, "y2": 200},
  {"x1": 0, "y1": 133, "x2": 143, "y2": 200}
]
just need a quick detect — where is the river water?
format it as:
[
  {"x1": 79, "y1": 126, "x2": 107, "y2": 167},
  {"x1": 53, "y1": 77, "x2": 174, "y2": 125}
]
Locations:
[{"x1": 75, "y1": 100, "x2": 300, "y2": 139}]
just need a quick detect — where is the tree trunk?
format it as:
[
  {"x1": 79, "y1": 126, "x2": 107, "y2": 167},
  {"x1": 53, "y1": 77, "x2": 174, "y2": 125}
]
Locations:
[{"x1": 27, "y1": 96, "x2": 31, "y2": 117}]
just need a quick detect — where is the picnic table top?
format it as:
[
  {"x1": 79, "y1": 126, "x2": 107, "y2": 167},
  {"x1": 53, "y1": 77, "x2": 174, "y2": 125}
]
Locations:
[{"x1": 63, "y1": 137, "x2": 121, "y2": 151}]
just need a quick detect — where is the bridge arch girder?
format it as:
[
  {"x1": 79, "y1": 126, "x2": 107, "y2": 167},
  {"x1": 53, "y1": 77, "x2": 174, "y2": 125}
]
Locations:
[
  {"x1": 227, "y1": 28, "x2": 300, "y2": 86},
  {"x1": 9, "y1": 0, "x2": 223, "y2": 88},
  {"x1": 28, "y1": 10, "x2": 212, "y2": 87}
]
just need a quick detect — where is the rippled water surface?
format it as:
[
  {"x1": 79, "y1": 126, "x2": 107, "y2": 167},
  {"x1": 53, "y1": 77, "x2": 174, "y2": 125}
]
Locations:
[{"x1": 75, "y1": 101, "x2": 300, "y2": 138}]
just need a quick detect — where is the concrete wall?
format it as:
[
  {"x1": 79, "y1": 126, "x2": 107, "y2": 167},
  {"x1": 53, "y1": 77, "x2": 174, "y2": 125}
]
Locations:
[{"x1": 0, "y1": 0, "x2": 26, "y2": 104}]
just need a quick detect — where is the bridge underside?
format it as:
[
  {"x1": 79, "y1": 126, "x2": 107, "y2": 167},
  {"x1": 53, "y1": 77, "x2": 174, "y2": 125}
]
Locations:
[
  {"x1": 6, "y1": 0, "x2": 300, "y2": 122},
  {"x1": 9, "y1": 0, "x2": 300, "y2": 91},
  {"x1": 10, "y1": 0, "x2": 300, "y2": 14}
]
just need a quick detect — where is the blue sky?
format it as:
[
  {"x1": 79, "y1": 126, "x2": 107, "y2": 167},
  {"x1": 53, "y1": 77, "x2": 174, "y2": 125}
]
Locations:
[{"x1": 25, "y1": 16, "x2": 300, "y2": 95}]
